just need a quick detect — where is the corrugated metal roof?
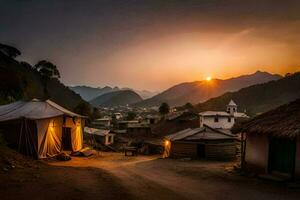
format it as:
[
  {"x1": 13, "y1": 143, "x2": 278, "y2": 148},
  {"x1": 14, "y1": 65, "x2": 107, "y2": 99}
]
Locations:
[{"x1": 84, "y1": 127, "x2": 110, "y2": 136}]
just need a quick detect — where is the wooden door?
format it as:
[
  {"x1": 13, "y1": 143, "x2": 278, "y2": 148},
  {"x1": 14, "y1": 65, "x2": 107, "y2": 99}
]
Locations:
[
  {"x1": 268, "y1": 137, "x2": 296, "y2": 175},
  {"x1": 197, "y1": 144, "x2": 205, "y2": 158}
]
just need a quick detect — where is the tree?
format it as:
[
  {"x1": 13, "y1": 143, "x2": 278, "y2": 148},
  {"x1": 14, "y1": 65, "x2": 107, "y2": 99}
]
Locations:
[
  {"x1": 126, "y1": 111, "x2": 136, "y2": 120},
  {"x1": 74, "y1": 102, "x2": 92, "y2": 118},
  {"x1": 91, "y1": 107, "x2": 102, "y2": 120},
  {"x1": 20, "y1": 61, "x2": 33, "y2": 70},
  {"x1": 184, "y1": 102, "x2": 195, "y2": 112},
  {"x1": 33, "y1": 60, "x2": 61, "y2": 98},
  {"x1": 34, "y1": 60, "x2": 60, "y2": 79},
  {"x1": 0, "y1": 43, "x2": 21, "y2": 58},
  {"x1": 159, "y1": 102, "x2": 170, "y2": 117}
]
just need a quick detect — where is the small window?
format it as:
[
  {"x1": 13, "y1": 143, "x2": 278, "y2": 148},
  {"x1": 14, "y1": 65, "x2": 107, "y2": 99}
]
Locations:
[
  {"x1": 108, "y1": 136, "x2": 113, "y2": 143},
  {"x1": 228, "y1": 117, "x2": 232, "y2": 122},
  {"x1": 214, "y1": 116, "x2": 219, "y2": 122}
]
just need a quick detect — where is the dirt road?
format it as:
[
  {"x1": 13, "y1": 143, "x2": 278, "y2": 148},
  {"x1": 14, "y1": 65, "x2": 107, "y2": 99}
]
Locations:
[{"x1": 49, "y1": 152, "x2": 300, "y2": 200}]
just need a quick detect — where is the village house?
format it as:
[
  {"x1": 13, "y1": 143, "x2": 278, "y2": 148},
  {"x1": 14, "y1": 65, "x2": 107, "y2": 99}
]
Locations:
[
  {"x1": 127, "y1": 123, "x2": 151, "y2": 135},
  {"x1": 164, "y1": 125, "x2": 237, "y2": 160},
  {"x1": 199, "y1": 100, "x2": 248, "y2": 129},
  {"x1": 113, "y1": 112, "x2": 123, "y2": 120},
  {"x1": 144, "y1": 115, "x2": 160, "y2": 124},
  {"x1": 238, "y1": 99, "x2": 300, "y2": 180},
  {"x1": 0, "y1": 99, "x2": 86, "y2": 159},
  {"x1": 117, "y1": 120, "x2": 139, "y2": 130},
  {"x1": 91, "y1": 116, "x2": 112, "y2": 129},
  {"x1": 84, "y1": 127, "x2": 115, "y2": 145}
]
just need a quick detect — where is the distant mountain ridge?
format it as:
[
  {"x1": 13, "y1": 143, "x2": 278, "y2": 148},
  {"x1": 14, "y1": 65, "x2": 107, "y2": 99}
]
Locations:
[
  {"x1": 69, "y1": 85, "x2": 158, "y2": 101},
  {"x1": 134, "y1": 71, "x2": 282, "y2": 107},
  {"x1": 89, "y1": 90, "x2": 143, "y2": 107},
  {"x1": 195, "y1": 72, "x2": 300, "y2": 116},
  {"x1": 69, "y1": 85, "x2": 119, "y2": 101}
]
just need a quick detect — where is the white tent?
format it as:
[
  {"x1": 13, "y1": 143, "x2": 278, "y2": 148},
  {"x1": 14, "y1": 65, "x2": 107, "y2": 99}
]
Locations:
[{"x1": 0, "y1": 99, "x2": 86, "y2": 158}]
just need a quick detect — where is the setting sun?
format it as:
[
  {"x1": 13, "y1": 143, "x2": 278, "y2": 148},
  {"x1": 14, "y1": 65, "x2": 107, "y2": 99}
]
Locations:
[{"x1": 206, "y1": 76, "x2": 212, "y2": 81}]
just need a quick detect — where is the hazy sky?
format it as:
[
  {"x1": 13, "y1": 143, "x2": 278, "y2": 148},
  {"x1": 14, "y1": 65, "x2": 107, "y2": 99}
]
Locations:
[{"x1": 1, "y1": 0, "x2": 300, "y2": 91}]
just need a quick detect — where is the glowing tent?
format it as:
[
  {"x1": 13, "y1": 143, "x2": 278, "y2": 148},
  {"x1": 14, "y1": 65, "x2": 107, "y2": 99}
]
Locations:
[{"x1": 0, "y1": 99, "x2": 86, "y2": 158}]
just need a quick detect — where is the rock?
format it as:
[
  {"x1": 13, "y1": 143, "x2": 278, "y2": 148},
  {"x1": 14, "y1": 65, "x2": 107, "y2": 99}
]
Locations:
[{"x1": 56, "y1": 152, "x2": 71, "y2": 161}]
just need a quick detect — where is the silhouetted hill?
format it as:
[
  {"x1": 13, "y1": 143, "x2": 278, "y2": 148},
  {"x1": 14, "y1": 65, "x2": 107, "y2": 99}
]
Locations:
[
  {"x1": 70, "y1": 85, "x2": 158, "y2": 101},
  {"x1": 134, "y1": 71, "x2": 282, "y2": 107},
  {"x1": 0, "y1": 52, "x2": 86, "y2": 111},
  {"x1": 69, "y1": 85, "x2": 119, "y2": 101},
  {"x1": 89, "y1": 90, "x2": 143, "y2": 107},
  {"x1": 195, "y1": 72, "x2": 300, "y2": 116}
]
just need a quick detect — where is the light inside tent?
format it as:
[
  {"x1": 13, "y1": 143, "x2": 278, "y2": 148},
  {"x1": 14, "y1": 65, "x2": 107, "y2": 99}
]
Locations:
[
  {"x1": 163, "y1": 139, "x2": 171, "y2": 158},
  {"x1": 164, "y1": 140, "x2": 170, "y2": 146}
]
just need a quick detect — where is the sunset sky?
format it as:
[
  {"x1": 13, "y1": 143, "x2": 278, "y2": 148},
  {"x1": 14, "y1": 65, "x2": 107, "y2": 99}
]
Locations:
[{"x1": 1, "y1": 0, "x2": 300, "y2": 91}]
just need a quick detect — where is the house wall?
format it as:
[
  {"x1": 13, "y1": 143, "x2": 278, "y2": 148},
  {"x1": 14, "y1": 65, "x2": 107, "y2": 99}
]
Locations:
[
  {"x1": 201, "y1": 116, "x2": 234, "y2": 129},
  {"x1": 205, "y1": 142, "x2": 237, "y2": 160},
  {"x1": 170, "y1": 141, "x2": 237, "y2": 160},
  {"x1": 245, "y1": 134, "x2": 269, "y2": 173},
  {"x1": 295, "y1": 137, "x2": 300, "y2": 178},
  {"x1": 170, "y1": 142, "x2": 197, "y2": 158}
]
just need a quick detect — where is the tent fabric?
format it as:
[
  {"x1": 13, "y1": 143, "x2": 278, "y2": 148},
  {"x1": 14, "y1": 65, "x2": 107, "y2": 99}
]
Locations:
[
  {"x1": 37, "y1": 117, "x2": 63, "y2": 158},
  {"x1": 18, "y1": 119, "x2": 39, "y2": 158},
  {"x1": 36, "y1": 117, "x2": 83, "y2": 158},
  {"x1": 69, "y1": 118, "x2": 83, "y2": 152},
  {"x1": 46, "y1": 100, "x2": 85, "y2": 118},
  {"x1": 0, "y1": 99, "x2": 85, "y2": 158},
  {"x1": 0, "y1": 99, "x2": 86, "y2": 122}
]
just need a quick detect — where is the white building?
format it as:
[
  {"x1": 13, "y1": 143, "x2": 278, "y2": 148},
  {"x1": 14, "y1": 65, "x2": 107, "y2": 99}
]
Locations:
[
  {"x1": 113, "y1": 112, "x2": 123, "y2": 120},
  {"x1": 84, "y1": 127, "x2": 115, "y2": 145},
  {"x1": 199, "y1": 100, "x2": 248, "y2": 129}
]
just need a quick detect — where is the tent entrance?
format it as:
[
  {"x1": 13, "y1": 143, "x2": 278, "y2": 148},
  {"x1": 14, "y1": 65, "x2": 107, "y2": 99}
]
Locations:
[
  {"x1": 268, "y1": 138, "x2": 296, "y2": 176},
  {"x1": 62, "y1": 127, "x2": 72, "y2": 150}
]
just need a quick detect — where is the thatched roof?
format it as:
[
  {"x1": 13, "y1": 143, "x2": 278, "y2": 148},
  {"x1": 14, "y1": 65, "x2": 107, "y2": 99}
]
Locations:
[{"x1": 239, "y1": 98, "x2": 300, "y2": 138}]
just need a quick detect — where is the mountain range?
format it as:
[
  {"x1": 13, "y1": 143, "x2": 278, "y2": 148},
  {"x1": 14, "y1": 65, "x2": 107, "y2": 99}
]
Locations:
[
  {"x1": 69, "y1": 85, "x2": 158, "y2": 101},
  {"x1": 194, "y1": 72, "x2": 300, "y2": 116},
  {"x1": 134, "y1": 71, "x2": 282, "y2": 107},
  {"x1": 89, "y1": 90, "x2": 143, "y2": 107}
]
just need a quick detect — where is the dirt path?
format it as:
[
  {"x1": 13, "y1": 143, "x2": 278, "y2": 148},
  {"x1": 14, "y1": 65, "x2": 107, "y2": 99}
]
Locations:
[
  {"x1": 2, "y1": 149, "x2": 300, "y2": 200},
  {"x1": 0, "y1": 150, "x2": 133, "y2": 200},
  {"x1": 49, "y1": 152, "x2": 300, "y2": 200}
]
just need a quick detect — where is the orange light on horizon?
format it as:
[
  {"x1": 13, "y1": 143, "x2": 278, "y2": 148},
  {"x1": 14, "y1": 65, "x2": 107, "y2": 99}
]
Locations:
[{"x1": 206, "y1": 76, "x2": 212, "y2": 81}]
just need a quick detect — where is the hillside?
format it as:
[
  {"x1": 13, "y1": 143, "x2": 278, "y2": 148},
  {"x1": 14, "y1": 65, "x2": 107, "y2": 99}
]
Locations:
[
  {"x1": 134, "y1": 71, "x2": 282, "y2": 107},
  {"x1": 69, "y1": 86, "x2": 119, "y2": 101},
  {"x1": 195, "y1": 72, "x2": 300, "y2": 116},
  {"x1": 0, "y1": 52, "x2": 87, "y2": 111},
  {"x1": 89, "y1": 90, "x2": 143, "y2": 107}
]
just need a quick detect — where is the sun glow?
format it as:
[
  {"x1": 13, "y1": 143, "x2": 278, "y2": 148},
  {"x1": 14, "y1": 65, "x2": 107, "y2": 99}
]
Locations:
[{"x1": 206, "y1": 76, "x2": 212, "y2": 81}]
